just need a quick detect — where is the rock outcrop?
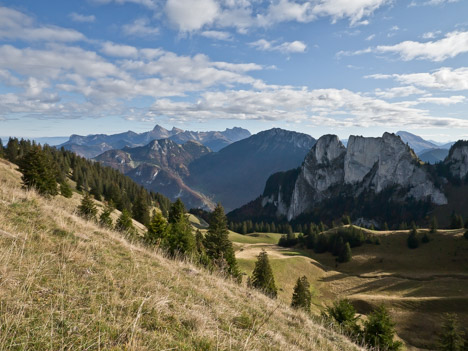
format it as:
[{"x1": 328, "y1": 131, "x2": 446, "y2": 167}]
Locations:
[
  {"x1": 444, "y1": 141, "x2": 468, "y2": 180},
  {"x1": 259, "y1": 133, "x2": 447, "y2": 220}
]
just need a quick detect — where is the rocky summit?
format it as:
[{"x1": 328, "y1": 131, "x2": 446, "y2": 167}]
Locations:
[{"x1": 260, "y1": 133, "x2": 447, "y2": 221}]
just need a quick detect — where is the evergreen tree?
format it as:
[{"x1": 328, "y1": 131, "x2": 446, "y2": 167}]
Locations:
[
  {"x1": 326, "y1": 299, "x2": 360, "y2": 336},
  {"x1": 195, "y1": 229, "x2": 211, "y2": 267},
  {"x1": 338, "y1": 242, "x2": 352, "y2": 263},
  {"x1": 251, "y1": 250, "x2": 277, "y2": 298},
  {"x1": 204, "y1": 203, "x2": 239, "y2": 277},
  {"x1": 116, "y1": 209, "x2": 134, "y2": 232},
  {"x1": 78, "y1": 193, "x2": 98, "y2": 221},
  {"x1": 168, "y1": 198, "x2": 186, "y2": 224},
  {"x1": 291, "y1": 276, "x2": 312, "y2": 312},
  {"x1": 99, "y1": 202, "x2": 114, "y2": 228},
  {"x1": 342, "y1": 215, "x2": 351, "y2": 225},
  {"x1": 451, "y1": 213, "x2": 464, "y2": 229},
  {"x1": 132, "y1": 191, "x2": 150, "y2": 227},
  {"x1": 60, "y1": 181, "x2": 73, "y2": 198},
  {"x1": 464, "y1": 230, "x2": 468, "y2": 241},
  {"x1": 431, "y1": 216, "x2": 438, "y2": 234},
  {"x1": 18, "y1": 146, "x2": 58, "y2": 196},
  {"x1": 5, "y1": 138, "x2": 19, "y2": 163},
  {"x1": 364, "y1": 305, "x2": 402, "y2": 351},
  {"x1": 407, "y1": 225, "x2": 419, "y2": 249},
  {"x1": 145, "y1": 211, "x2": 167, "y2": 245},
  {"x1": 438, "y1": 314, "x2": 465, "y2": 351},
  {"x1": 384, "y1": 222, "x2": 389, "y2": 231},
  {"x1": 165, "y1": 213, "x2": 195, "y2": 256},
  {"x1": 0, "y1": 138, "x2": 4, "y2": 158}
]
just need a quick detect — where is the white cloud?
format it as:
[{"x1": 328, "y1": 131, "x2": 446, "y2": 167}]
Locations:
[
  {"x1": 0, "y1": 7, "x2": 85, "y2": 42},
  {"x1": 122, "y1": 18, "x2": 159, "y2": 36},
  {"x1": 101, "y1": 42, "x2": 139, "y2": 58},
  {"x1": 149, "y1": 87, "x2": 468, "y2": 128},
  {"x1": 91, "y1": 0, "x2": 158, "y2": 10},
  {"x1": 367, "y1": 67, "x2": 468, "y2": 90},
  {"x1": 376, "y1": 31, "x2": 468, "y2": 61},
  {"x1": 201, "y1": 30, "x2": 232, "y2": 40},
  {"x1": 258, "y1": 0, "x2": 390, "y2": 27},
  {"x1": 366, "y1": 34, "x2": 376, "y2": 41},
  {"x1": 249, "y1": 39, "x2": 307, "y2": 54},
  {"x1": 374, "y1": 86, "x2": 426, "y2": 99},
  {"x1": 416, "y1": 95, "x2": 466, "y2": 105},
  {"x1": 165, "y1": 0, "x2": 219, "y2": 32},
  {"x1": 422, "y1": 30, "x2": 441, "y2": 39},
  {"x1": 69, "y1": 12, "x2": 96, "y2": 23}
]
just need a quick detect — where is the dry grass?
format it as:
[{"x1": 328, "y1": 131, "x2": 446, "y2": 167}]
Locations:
[
  {"x1": 0, "y1": 159, "x2": 362, "y2": 351},
  {"x1": 231, "y1": 222, "x2": 468, "y2": 350}
]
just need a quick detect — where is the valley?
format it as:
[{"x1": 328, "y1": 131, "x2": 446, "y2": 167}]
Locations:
[{"x1": 222, "y1": 227, "x2": 468, "y2": 350}]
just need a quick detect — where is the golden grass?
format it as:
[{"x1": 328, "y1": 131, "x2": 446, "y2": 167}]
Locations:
[
  {"x1": 0, "y1": 159, "x2": 362, "y2": 351},
  {"x1": 232, "y1": 224, "x2": 468, "y2": 350}
]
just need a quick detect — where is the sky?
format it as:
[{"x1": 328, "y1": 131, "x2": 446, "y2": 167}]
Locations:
[{"x1": 1, "y1": 0, "x2": 468, "y2": 142}]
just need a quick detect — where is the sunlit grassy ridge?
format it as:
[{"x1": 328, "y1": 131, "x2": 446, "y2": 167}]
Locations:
[{"x1": 0, "y1": 158, "x2": 362, "y2": 351}]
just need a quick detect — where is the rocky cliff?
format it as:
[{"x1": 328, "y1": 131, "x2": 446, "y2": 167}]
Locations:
[
  {"x1": 444, "y1": 140, "x2": 468, "y2": 180},
  {"x1": 255, "y1": 133, "x2": 447, "y2": 221}
]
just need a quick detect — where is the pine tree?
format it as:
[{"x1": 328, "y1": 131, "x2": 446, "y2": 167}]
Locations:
[
  {"x1": 438, "y1": 314, "x2": 465, "y2": 351},
  {"x1": 133, "y1": 191, "x2": 150, "y2": 227},
  {"x1": 116, "y1": 209, "x2": 134, "y2": 232},
  {"x1": 326, "y1": 299, "x2": 361, "y2": 336},
  {"x1": 204, "y1": 203, "x2": 239, "y2": 277},
  {"x1": 145, "y1": 211, "x2": 167, "y2": 245},
  {"x1": 451, "y1": 213, "x2": 464, "y2": 229},
  {"x1": 291, "y1": 276, "x2": 312, "y2": 312},
  {"x1": 384, "y1": 222, "x2": 389, "y2": 231},
  {"x1": 338, "y1": 242, "x2": 352, "y2": 263},
  {"x1": 364, "y1": 305, "x2": 402, "y2": 351},
  {"x1": 168, "y1": 198, "x2": 186, "y2": 224},
  {"x1": 99, "y1": 202, "x2": 114, "y2": 228},
  {"x1": 18, "y1": 146, "x2": 58, "y2": 196},
  {"x1": 407, "y1": 224, "x2": 419, "y2": 249},
  {"x1": 60, "y1": 181, "x2": 73, "y2": 198},
  {"x1": 165, "y1": 213, "x2": 195, "y2": 256},
  {"x1": 0, "y1": 138, "x2": 4, "y2": 158},
  {"x1": 78, "y1": 193, "x2": 98, "y2": 221},
  {"x1": 431, "y1": 216, "x2": 438, "y2": 234},
  {"x1": 251, "y1": 250, "x2": 277, "y2": 298}
]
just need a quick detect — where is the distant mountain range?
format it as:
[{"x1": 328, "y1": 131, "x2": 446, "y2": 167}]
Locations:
[
  {"x1": 94, "y1": 128, "x2": 316, "y2": 211},
  {"x1": 396, "y1": 131, "x2": 454, "y2": 164},
  {"x1": 60, "y1": 125, "x2": 251, "y2": 158}
]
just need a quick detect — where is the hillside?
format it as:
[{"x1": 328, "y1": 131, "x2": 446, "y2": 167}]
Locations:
[
  {"x1": 188, "y1": 128, "x2": 316, "y2": 211},
  {"x1": 0, "y1": 158, "x2": 361, "y2": 351},
  {"x1": 229, "y1": 226, "x2": 468, "y2": 350}
]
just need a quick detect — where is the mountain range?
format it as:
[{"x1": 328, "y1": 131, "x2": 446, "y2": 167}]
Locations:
[
  {"x1": 229, "y1": 133, "x2": 468, "y2": 228},
  {"x1": 95, "y1": 128, "x2": 316, "y2": 211},
  {"x1": 60, "y1": 125, "x2": 251, "y2": 158}
]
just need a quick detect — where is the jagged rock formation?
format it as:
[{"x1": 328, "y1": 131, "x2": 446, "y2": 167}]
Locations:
[
  {"x1": 61, "y1": 125, "x2": 251, "y2": 158},
  {"x1": 444, "y1": 140, "x2": 468, "y2": 180},
  {"x1": 249, "y1": 133, "x2": 447, "y2": 221}
]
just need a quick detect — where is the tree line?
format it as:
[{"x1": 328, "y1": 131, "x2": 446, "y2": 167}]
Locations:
[{"x1": 0, "y1": 138, "x2": 171, "y2": 223}]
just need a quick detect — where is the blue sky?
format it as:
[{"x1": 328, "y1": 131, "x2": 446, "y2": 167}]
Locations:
[{"x1": 1, "y1": 0, "x2": 468, "y2": 142}]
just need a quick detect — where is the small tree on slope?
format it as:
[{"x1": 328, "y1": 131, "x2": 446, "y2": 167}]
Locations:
[
  {"x1": 18, "y1": 146, "x2": 58, "y2": 196},
  {"x1": 251, "y1": 250, "x2": 277, "y2": 298},
  {"x1": 78, "y1": 193, "x2": 98, "y2": 221},
  {"x1": 204, "y1": 203, "x2": 240, "y2": 278},
  {"x1": 438, "y1": 314, "x2": 465, "y2": 351},
  {"x1": 364, "y1": 305, "x2": 402, "y2": 351},
  {"x1": 291, "y1": 276, "x2": 312, "y2": 312}
]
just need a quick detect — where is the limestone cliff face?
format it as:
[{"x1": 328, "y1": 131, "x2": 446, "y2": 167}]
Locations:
[
  {"x1": 268, "y1": 132, "x2": 447, "y2": 220},
  {"x1": 445, "y1": 141, "x2": 468, "y2": 180}
]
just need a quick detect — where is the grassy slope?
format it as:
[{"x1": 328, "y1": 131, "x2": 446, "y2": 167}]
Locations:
[
  {"x1": 0, "y1": 158, "x2": 361, "y2": 351},
  {"x1": 230, "y1": 227, "x2": 468, "y2": 350}
]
